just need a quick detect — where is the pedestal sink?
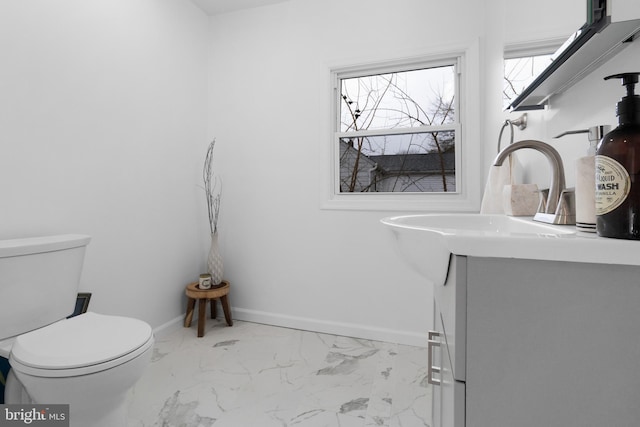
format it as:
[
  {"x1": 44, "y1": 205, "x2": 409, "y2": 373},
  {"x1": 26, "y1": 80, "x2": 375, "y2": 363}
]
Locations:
[{"x1": 381, "y1": 214, "x2": 576, "y2": 286}]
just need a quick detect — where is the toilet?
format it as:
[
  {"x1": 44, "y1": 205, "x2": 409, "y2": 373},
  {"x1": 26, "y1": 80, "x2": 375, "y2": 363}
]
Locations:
[{"x1": 0, "y1": 234, "x2": 154, "y2": 427}]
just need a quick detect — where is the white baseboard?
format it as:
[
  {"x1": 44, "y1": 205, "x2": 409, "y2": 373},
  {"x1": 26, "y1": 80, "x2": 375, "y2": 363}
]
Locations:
[
  {"x1": 152, "y1": 315, "x2": 183, "y2": 338},
  {"x1": 232, "y1": 307, "x2": 427, "y2": 347},
  {"x1": 156, "y1": 308, "x2": 428, "y2": 348}
]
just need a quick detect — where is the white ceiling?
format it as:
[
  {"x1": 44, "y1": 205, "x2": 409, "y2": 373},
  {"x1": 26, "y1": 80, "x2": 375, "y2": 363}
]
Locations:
[{"x1": 190, "y1": 0, "x2": 288, "y2": 15}]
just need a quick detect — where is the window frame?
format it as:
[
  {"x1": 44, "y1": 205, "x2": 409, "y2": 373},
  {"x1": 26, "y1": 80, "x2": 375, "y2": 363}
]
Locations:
[
  {"x1": 322, "y1": 46, "x2": 481, "y2": 212},
  {"x1": 337, "y1": 61, "x2": 460, "y2": 194}
]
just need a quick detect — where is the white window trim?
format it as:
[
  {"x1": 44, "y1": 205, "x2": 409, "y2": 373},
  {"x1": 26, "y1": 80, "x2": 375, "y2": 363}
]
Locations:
[
  {"x1": 504, "y1": 37, "x2": 566, "y2": 59},
  {"x1": 320, "y1": 42, "x2": 482, "y2": 212},
  {"x1": 336, "y1": 124, "x2": 459, "y2": 140}
]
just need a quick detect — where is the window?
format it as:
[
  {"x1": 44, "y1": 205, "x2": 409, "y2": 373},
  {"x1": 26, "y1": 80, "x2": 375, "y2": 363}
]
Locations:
[
  {"x1": 503, "y1": 53, "x2": 553, "y2": 109},
  {"x1": 323, "y1": 44, "x2": 482, "y2": 212},
  {"x1": 503, "y1": 39, "x2": 565, "y2": 109},
  {"x1": 335, "y1": 61, "x2": 460, "y2": 194}
]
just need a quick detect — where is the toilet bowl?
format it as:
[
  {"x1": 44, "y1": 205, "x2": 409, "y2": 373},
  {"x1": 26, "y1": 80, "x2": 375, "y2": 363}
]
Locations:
[
  {"x1": 0, "y1": 235, "x2": 155, "y2": 427},
  {"x1": 3, "y1": 312, "x2": 154, "y2": 427}
]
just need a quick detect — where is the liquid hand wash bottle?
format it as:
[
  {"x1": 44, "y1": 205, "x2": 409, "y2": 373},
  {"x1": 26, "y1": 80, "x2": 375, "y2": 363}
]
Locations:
[{"x1": 595, "y1": 72, "x2": 640, "y2": 239}]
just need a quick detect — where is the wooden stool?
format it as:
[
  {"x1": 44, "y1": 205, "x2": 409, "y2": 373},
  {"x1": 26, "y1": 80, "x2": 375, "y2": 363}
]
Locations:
[{"x1": 184, "y1": 280, "x2": 232, "y2": 337}]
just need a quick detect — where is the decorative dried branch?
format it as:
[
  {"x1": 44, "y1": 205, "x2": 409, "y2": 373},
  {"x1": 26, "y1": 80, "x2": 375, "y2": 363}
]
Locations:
[{"x1": 203, "y1": 139, "x2": 221, "y2": 234}]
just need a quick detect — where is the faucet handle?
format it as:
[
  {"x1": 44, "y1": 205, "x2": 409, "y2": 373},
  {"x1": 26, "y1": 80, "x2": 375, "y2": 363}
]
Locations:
[
  {"x1": 537, "y1": 188, "x2": 548, "y2": 214},
  {"x1": 554, "y1": 188, "x2": 576, "y2": 225},
  {"x1": 533, "y1": 188, "x2": 576, "y2": 225}
]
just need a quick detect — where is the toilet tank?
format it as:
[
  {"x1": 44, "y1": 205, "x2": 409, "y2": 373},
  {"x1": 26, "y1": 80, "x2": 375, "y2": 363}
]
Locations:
[{"x1": 0, "y1": 235, "x2": 91, "y2": 341}]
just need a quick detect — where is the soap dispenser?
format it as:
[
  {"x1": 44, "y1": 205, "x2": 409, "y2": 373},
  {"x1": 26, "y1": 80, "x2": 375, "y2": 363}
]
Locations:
[
  {"x1": 595, "y1": 72, "x2": 640, "y2": 239},
  {"x1": 555, "y1": 125, "x2": 609, "y2": 232}
]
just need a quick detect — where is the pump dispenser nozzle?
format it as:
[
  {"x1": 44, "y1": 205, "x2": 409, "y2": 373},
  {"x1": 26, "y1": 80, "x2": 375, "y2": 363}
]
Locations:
[{"x1": 604, "y1": 72, "x2": 640, "y2": 124}]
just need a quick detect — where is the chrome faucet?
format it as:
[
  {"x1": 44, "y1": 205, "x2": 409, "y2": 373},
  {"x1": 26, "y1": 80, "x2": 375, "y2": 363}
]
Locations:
[{"x1": 493, "y1": 139, "x2": 575, "y2": 225}]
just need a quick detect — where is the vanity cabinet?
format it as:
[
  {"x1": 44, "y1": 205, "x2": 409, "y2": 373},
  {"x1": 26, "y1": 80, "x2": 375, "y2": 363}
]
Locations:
[{"x1": 431, "y1": 255, "x2": 640, "y2": 427}]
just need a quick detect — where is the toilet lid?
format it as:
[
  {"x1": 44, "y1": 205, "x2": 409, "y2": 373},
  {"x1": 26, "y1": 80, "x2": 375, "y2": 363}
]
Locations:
[{"x1": 10, "y1": 312, "x2": 153, "y2": 375}]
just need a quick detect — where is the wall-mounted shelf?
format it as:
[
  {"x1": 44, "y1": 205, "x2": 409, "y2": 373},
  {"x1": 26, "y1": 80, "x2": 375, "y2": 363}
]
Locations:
[{"x1": 508, "y1": 14, "x2": 640, "y2": 111}]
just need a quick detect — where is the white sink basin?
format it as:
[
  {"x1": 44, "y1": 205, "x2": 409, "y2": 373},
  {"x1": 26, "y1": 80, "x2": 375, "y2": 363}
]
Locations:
[
  {"x1": 382, "y1": 214, "x2": 577, "y2": 237},
  {"x1": 381, "y1": 214, "x2": 576, "y2": 286}
]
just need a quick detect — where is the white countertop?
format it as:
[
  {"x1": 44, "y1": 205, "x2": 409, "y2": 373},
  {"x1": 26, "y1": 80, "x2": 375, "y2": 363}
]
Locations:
[
  {"x1": 382, "y1": 214, "x2": 640, "y2": 286},
  {"x1": 447, "y1": 225, "x2": 640, "y2": 266}
]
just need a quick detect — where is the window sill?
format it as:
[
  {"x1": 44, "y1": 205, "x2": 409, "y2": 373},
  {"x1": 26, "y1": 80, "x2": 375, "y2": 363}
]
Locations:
[{"x1": 320, "y1": 192, "x2": 480, "y2": 212}]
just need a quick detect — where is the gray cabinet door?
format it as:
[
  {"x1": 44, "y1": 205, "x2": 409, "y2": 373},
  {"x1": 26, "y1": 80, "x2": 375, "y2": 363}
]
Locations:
[{"x1": 466, "y1": 257, "x2": 640, "y2": 427}]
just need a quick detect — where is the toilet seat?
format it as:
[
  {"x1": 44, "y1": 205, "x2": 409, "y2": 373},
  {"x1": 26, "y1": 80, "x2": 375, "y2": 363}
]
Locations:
[{"x1": 9, "y1": 312, "x2": 153, "y2": 378}]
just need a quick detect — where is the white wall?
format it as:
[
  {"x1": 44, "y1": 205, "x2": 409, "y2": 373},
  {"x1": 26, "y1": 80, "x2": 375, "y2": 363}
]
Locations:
[
  {"x1": 0, "y1": 0, "x2": 607, "y2": 346},
  {"x1": 206, "y1": 0, "x2": 607, "y2": 345},
  {"x1": 0, "y1": 0, "x2": 210, "y2": 329},
  {"x1": 208, "y1": 0, "x2": 488, "y2": 345},
  {"x1": 504, "y1": 0, "x2": 584, "y2": 45}
]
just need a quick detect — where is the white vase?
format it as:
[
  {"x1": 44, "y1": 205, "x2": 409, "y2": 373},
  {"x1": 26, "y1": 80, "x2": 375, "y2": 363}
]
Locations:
[{"x1": 207, "y1": 231, "x2": 224, "y2": 286}]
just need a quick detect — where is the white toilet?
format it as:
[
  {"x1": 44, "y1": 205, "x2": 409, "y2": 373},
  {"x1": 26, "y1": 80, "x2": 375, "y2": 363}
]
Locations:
[{"x1": 0, "y1": 234, "x2": 154, "y2": 427}]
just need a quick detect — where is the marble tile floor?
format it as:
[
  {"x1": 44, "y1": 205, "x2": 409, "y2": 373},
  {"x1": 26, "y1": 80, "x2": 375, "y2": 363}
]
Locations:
[{"x1": 126, "y1": 319, "x2": 431, "y2": 427}]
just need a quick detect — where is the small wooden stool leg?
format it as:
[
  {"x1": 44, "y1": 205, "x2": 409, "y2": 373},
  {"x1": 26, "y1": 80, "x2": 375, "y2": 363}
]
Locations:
[
  {"x1": 210, "y1": 299, "x2": 217, "y2": 319},
  {"x1": 184, "y1": 298, "x2": 195, "y2": 327},
  {"x1": 220, "y1": 294, "x2": 233, "y2": 326},
  {"x1": 197, "y1": 298, "x2": 206, "y2": 338}
]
